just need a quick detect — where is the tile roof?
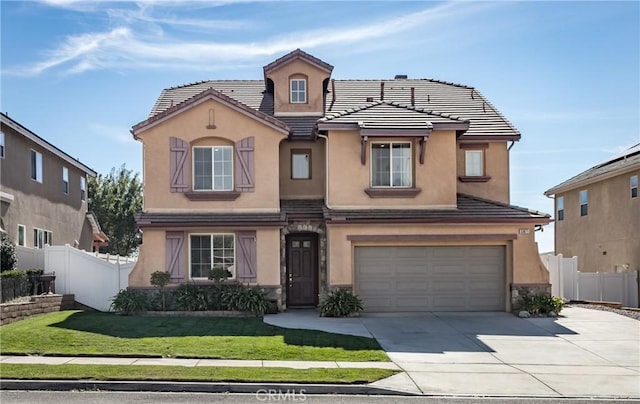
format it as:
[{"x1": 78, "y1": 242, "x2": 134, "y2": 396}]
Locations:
[
  {"x1": 263, "y1": 49, "x2": 334, "y2": 75},
  {"x1": 545, "y1": 144, "x2": 640, "y2": 195},
  {"x1": 280, "y1": 199, "x2": 325, "y2": 220},
  {"x1": 136, "y1": 212, "x2": 286, "y2": 227}
]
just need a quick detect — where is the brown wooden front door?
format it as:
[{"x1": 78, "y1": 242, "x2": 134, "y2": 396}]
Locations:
[{"x1": 287, "y1": 234, "x2": 318, "y2": 307}]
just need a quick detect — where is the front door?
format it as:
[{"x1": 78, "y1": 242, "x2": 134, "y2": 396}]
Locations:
[{"x1": 287, "y1": 234, "x2": 318, "y2": 307}]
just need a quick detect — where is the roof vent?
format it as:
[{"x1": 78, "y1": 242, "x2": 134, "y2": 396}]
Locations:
[
  {"x1": 366, "y1": 97, "x2": 374, "y2": 102},
  {"x1": 394, "y1": 74, "x2": 408, "y2": 79}
]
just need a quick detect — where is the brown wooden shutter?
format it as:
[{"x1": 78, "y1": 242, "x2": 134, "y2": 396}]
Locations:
[
  {"x1": 236, "y1": 231, "x2": 257, "y2": 283},
  {"x1": 165, "y1": 231, "x2": 186, "y2": 282},
  {"x1": 169, "y1": 137, "x2": 189, "y2": 192},
  {"x1": 235, "y1": 136, "x2": 254, "y2": 192}
]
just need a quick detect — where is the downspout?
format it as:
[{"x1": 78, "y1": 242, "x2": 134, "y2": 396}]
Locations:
[{"x1": 317, "y1": 133, "x2": 330, "y2": 209}]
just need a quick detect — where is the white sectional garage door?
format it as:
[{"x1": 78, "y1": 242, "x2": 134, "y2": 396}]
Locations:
[{"x1": 355, "y1": 246, "x2": 505, "y2": 312}]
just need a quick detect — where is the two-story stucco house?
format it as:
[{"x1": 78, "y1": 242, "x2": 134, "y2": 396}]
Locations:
[
  {"x1": 545, "y1": 144, "x2": 639, "y2": 273},
  {"x1": 129, "y1": 49, "x2": 550, "y2": 312},
  {"x1": 0, "y1": 113, "x2": 107, "y2": 257}
]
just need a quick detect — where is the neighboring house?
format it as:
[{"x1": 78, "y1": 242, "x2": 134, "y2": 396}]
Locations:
[
  {"x1": 129, "y1": 49, "x2": 550, "y2": 312},
  {"x1": 545, "y1": 144, "x2": 639, "y2": 273},
  {"x1": 0, "y1": 113, "x2": 106, "y2": 257}
]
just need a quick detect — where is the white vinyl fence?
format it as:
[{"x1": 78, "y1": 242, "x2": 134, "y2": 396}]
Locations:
[
  {"x1": 36, "y1": 245, "x2": 135, "y2": 311},
  {"x1": 15, "y1": 245, "x2": 45, "y2": 270},
  {"x1": 542, "y1": 254, "x2": 639, "y2": 307}
]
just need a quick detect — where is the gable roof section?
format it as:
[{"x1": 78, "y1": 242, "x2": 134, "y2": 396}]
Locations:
[
  {"x1": 263, "y1": 49, "x2": 334, "y2": 75},
  {"x1": 317, "y1": 101, "x2": 469, "y2": 133},
  {"x1": 132, "y1": 87, "x2": 289, "y2": 137},
  {"x1": 0, "y1": 112, "x2": 96, "y2": 177},
  {"x1": 545, "y1": 144, "x2": 640, "y2": 196}
]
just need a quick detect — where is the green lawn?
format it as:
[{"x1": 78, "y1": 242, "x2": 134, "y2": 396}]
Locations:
[
  {"x1": 0, "y1": 364, "x2": 396, "y2": 384},
  {"x1": 0, "y1": 311, "x2": 388, "y2": 361}
]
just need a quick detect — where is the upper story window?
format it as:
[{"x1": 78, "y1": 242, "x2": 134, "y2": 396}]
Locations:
[
  {"x1": 33, "y1": 228, "x2": 52, "y2": 249},
  {"x1": 189, "y1": 233, "x2": 235, "y2": 279},
  {"x1": 631, "y1": 175, "x2": 638, "y2": 198},
  {"x1": 465, "y1": 150, "x2": 484, "y2": 176},
  {"x1": 371, "y1": 142, "x2": 412, "y2": 187},
  {"x1": 80, "y1": 176, "x2": 86, "y2": 201},
  {"x1": 556, "y1": 196, "x2": 564, "y2": 221},
  {"x1": 30, "y1": 150, "x2": 43, "y2": 183},
  {"x1": 579, "y1": 189, "x2": 588, "y2": 216},
  {"x1": 62, "y1": 167, "x2": 69, "y2": 194},
  {"x1": 291, "y1": 149, "x2": 311, "y2": 179},
  {"x1": 0, "y1": 131, "x2": 5, "y2": 158},
  {"x1": 193, "y1": 146, "x2": 233, "y2": 191},
  {"x1": 290, "y1": 78, "x2": 307, "y2": 104},
  {"x1": 17, "y1": 224, "x2": 25, "y2": 247}
]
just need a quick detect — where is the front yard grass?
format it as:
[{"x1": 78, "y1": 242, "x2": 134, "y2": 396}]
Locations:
[
  {"x1": 0, "y1": 311, "x2": 388, "y2": 362},
  {"x1": 0, "y1": 364, "x2": 396, "y2": 384}
]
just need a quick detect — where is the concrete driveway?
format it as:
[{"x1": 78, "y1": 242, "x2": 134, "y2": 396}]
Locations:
[{"x1": 264, "y1": 307, "x2": 640, "y2": 398}]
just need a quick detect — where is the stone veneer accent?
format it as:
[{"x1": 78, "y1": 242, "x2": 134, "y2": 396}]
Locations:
[
  {"x1": 0, "y1": 294, "x2": 75, "y2": 325},
  {"x1": 510, "y1": 283, "x2": 552, "y2": 311},
  {"x1": 280, "y1": 221, "x2": 327, "y2": 311}
]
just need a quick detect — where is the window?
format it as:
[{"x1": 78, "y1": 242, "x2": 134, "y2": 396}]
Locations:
[
  {"x1": 190, "y1": 234, "x2": 235, "y2": 279},
  {"x1": 291, "y1": 150, "x2": 311, "y2": 179},
  {"x1": 371, "y1": 142, "x2": 412, "y2": 187},
  {"x1": 33, "y1": 228, "x2": 52, "y2": 249},
  {"x1": 62, "y1": 167, "x2": 69, "y2": 194},
  {"x1": 580, "y1": 190, "x2": 588, "y2": 216},
  {"x1": 30, "y1": 150, "x2": 43, "y2": 183},
  {"x1": 0, "y1": 131, "x2": 5, "y2": 158},
  {"x1": 290, "y1": 79, "x2": 307, "y2": 103},
  {"x1": 557, "y1": 196, "x2": 564, "y2": 221},
  {"x1": 17, "y1": 225, "x2": 25, "y2": 247},
  {"x1": 80, "y1": 176, "x2": 86, "y2": 201},
  {"x1": 193, "y1": 146, "x2": 233, "y2": 191},
  {"x1": 465, "y1": 150, "x2": 484, "y2": 176},
  {"x1": 632, "y1": 175, "x2": 638, "y2": 198}
]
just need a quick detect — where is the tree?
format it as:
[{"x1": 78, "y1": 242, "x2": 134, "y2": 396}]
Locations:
[
  {"x1": 89, "y1": 165, "x2": 142, "y2": 257},
  {"x1": 1, "y1": 233, "x2": 17, "y2": 272}
]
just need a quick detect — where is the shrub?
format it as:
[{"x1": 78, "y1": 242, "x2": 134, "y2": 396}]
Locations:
[
  {"x1": 319, "y1": 288, "x2": 363, "y2": 317},
  {"x1": 520, "y1": 293, "x2": 564, "y2": 315},
  {"x1": 110, "y1": 289, "x2": 148, "y2": 315},
  {"x1": 221, "y1": 286, "x2": 269, "y2": 316},
  {"x1": 175, "y1": 284, "x2": 210, "y2": 311},
  {"x1": 208, "y1": 266, "x2": 232, "y2": 285},
  {"x1": 1, "y1": 234, "x2": 17, "y2": 272},
  {"x1": 150, "y1": 270, "x2": 171, "y2": 311}
]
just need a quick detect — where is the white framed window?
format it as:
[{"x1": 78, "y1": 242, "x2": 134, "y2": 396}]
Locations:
[
  {"x1": 556, "y1": 196, "x2": 564, "y2": 221},
  {"x1": 80, "y1": 176, "x2": 86, "y2": 201},
  {"x1": 465, "y1": 150, "x2": 484, "y2": 176},
  {"x1": 371, "y1": 142, "x2": 412, "y2": 187},
  {"x1": 290, "y1": 78, "x2": 307, "y2": 103},
  {"x1": 17, "y1": 224, "x2": 25, "y2": 247},
  {"x1": 193, "y1": 146, "x2": 233, "y2": 191},
  {"x1": 189, "y1": 233, "x2": 235, "y2": 279},
  {"x1": 30, "y1": 150, "x2": 43, "y2": 183},
  {"x1": 62, "y1": 167, "x2": 69, "y2": 194},
  {"x1": 33, "y1": 228, "x2": 52, "y2": 249},
  {"x1": 291, "y1": 149, "x2": 311, "y2": 179},
  {"x1": 580, "y1": 190, "x2": 588, "y2": 217},
  {"x1": 631, "y1": 175, "x2": 638, "y2": 198},
  {"x1": 0, "y1": 131, "x2": 5, "y2": 158}
]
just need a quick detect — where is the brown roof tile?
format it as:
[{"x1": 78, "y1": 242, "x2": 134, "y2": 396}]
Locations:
[{"x1": 263, "y1": 49, "x2": 334, "y2": 75}]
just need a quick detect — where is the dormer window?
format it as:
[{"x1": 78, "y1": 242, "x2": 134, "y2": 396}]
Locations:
[{"x1": 290, "y1": 78, "x2": 307, "y2": 103}]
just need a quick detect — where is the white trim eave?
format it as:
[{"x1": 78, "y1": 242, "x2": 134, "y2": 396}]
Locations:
[
  {"x1": 274, "y1": 112, "x2": 324, "y2": 117},
  {"x1": 0, "y1": 191, "x2": 15, "y2": 203},
  {"x1": 545, "y1": 160, "x2": 640, "y2": 196}
]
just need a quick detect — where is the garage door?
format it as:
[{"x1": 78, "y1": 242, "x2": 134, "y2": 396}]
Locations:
[{"x1": 355, "y1": 246, "x2": 505, "y2": 312}]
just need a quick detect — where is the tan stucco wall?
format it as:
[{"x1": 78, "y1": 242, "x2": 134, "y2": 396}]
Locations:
[
  {"x1": 129, "y1": 227, "x2": 281, "y2": 287},
  {"x1": 266, "y1": 59, "x2": 329, "y2": 115},
  {"x1": 456, "y1": 141, "x2": 510, "y2": 204},
  {"x1": 279, "y1": 139, "x2": 326, "y2": 199},
  {"x1": 555, "y1": 170, "x2": 640, "y2": 272},
  {"x1": 137, "y1": 99, "x2": 286, "y2": 213},
  {"x1": 326, "y1": 130, "x2": 457, "y2": 208}
]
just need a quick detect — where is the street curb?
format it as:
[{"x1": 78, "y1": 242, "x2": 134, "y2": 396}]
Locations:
[{"x1": 0, "y1": 379, "x2": 417, "y2": 396}]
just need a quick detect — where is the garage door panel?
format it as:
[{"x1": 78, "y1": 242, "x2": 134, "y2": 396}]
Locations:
[{"x1": 355, "y1": 246, "x2": 505, "y2": 312}]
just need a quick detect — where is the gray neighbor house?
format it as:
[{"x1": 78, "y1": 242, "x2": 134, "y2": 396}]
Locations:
[{"x1": 0, "y1": 112, "x2": 107, "y2": 262}]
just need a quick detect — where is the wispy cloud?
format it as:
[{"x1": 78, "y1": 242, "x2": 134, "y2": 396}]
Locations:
[
  {"x1": 89, "y1": 123, "x2": 137, "y2": 144},
  {"x1": 5, "y1": 1, "x2": 502, "y2": 76}
]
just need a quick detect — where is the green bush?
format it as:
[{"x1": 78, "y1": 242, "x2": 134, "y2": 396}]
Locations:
[
  {"x1": 520, "y1": 293, "x2": 564, "y2": 315},
  {"x1": 319, "y1": 288, "x2": 364, "y2": 317},
  {"x1": 1, "y1": 234, "x2": 17, "y2": 272},
  {"x1": 0, "y1": 269, "x2": 31, "y2": 302},
  {"x1": 175, "y1": 284, "x2": 210, "y2": 311},
  {"x1": 110, "y1": 289, "x2": 148, "y2": 315},
  {"x1": 221, "y1": 286, "x2": 269, "y2": 316},
  {"x1": 208, "y1": 266, "x2": 232, "y2": 285},
  {"x1": 150, "y1": 270, "x2": 171, "y2": 311}
]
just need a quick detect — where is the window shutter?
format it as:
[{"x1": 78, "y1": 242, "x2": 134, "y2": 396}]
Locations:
[
  {"x1": 235, "y1": 136, "x2": 255, "y2": 192},
  {"x1": 169, "y1": 137, "x2": 190, "y2": 192},
  {"x1": 236, "y1": 231, "x2": 257, "y2": 283},
  {"x1": 165, "y1": 231, "x2": 185, "y2": 282}
]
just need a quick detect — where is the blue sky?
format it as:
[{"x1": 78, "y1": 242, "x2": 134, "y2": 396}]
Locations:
[{"x1": 1, "y1": 0, "x2": 639, "y2": 252}]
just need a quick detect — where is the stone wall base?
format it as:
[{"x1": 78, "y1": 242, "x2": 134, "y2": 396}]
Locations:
[
  {"x1": 0, "y1": 294, "x2": 76, "y2": 325},
  {"x1": 510, "y1": 283, "x2": 551, "y2": 311}
]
